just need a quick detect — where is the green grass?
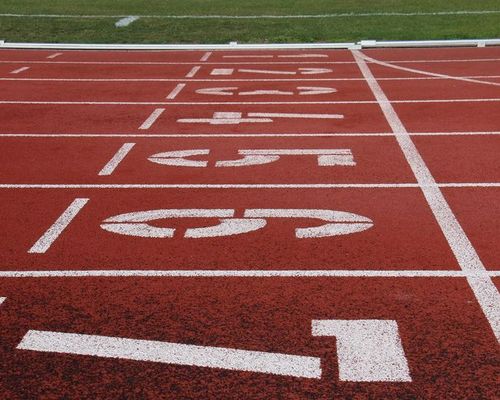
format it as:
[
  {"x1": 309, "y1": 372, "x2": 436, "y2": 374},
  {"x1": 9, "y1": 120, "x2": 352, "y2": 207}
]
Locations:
[{"x1": 0, "y1": 1, "x2": 499, "y2": 44}]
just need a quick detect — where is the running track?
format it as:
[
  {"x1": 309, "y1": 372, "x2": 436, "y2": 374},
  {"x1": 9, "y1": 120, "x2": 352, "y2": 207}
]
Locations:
[{"x1": 0, "y1": 46, "x2": 499, "y2": 399}]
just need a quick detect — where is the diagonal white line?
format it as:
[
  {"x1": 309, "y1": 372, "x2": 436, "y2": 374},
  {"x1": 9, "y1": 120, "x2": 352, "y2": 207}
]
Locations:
[
  {"x1": 353, "y1": 49, "x2": 500, "y2": 343},
  {"x1": 166, "y1": 83, "x2": 186, "y2": 99},
  {"x1": 98, "y1": 143, "x2": 135, "y2": 176},
  {"x1": 28, "y1": 198, "x2": 89, "y2": 253},
  {"x1": 139, "y1": 108, "x2": 165, "y2": 129}
]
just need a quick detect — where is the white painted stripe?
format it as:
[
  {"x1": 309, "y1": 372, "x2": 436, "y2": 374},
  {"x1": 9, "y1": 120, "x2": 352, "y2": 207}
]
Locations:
[
  {"x1": 361, "y1": 53, "x2": 500, "y2": 87},
  {"x1": 10, "y1": 66, "x2": 30, "y2": 74},
  {"x1": 185, "y1": 66, "x2": 201, "y2": 78},
  {"x1": 0, "y1": 183, "x2": 499, "y2": 189},
  {"x1": 138, "y1": 108, "x2": 164, "y2": 130},
  {"x1": 1, "y1": 99, "x2": 499, "y2": 106},
  {"x1": 18, "y1": 330, "x2": 321, "y2": 379},
  {"x1": 354, "y1": 49, "x2": 500, "y2": 343},
  {"x1": 248, "y1": 112, "x2": 344, "y2": 119},
  {"x1": 2, "y1": 10, "x2": 500, "y2": 19},
  {"x1": 1, "y1": 75, "x2": 499, "y2": 83},
  {"x1": 0, "y1": 297, "x2": 5, "y2": 304},
  {"x1": 1, "y1": 270, "x2": 499, "y2": 278},
  {"x1": 98, "y1": 143, "x2": 135, "y2": 176},
  {"x1": 46, "y1": 52, "x2": 62, "y2": 59},
  {"x1": 0, "y1": 131, "x2": 499, "y2": 138},
  {"x1": 115, "y1": 16, "x2": 139, "y2": 27},
  {"x1": 1, "y1": 59, "x2": 499, "y2": 66},
  {"x1": 166, "y1": 83, "x2": 186, "y2": 100},
  {"x1": 28, "y1": 198, "x2": 89, "y2": 253},
  {"x1": 200, "y1": 51, "x2": 212, "y2": 62}
]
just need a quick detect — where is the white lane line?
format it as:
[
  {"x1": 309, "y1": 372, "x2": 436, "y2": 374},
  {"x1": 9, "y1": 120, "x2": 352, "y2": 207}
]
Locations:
[
  {"x1": 0, "y1": 297, "x2": 5, "y2": 304},
  {"x1": 138, "y1": 108, "x2": 165, "y2": 130},
  {"x1": 115, "y1": 16, "x2": 140, "y2": 27},
  {"x1": 28, "y1": 198, "x2": 89, "y2": 254},
  {"x1": 1, "y1": 131, "x2": 499, "y2": 138},
  {"x1": 185, "y1": 66, "x2": 201, "y2": 78},
  {"x1": 10, "y1": 66, "x2": 30, "y2": 74},
  {"x1": 2, "y1": 10, "x2": 500, "y2": 18},
  {"x1": 1, "y1": 99, "x2": 499, "y2": 106},
  {"x1": 200, "y1": 51, "x2": 212, "y2": 62},
  {"x1": 354, "y1": 49, "x2": 500, "y2": 343},
  {"x1": 1, "y1": 59, "x2": 500, "y2": 66},
  {"x1": 3, "y1": 270, "x2": 500, "y2": 278},
  {"x1": 1, "y1": 75, "x2": 499, "y2": 83},
  {"x1": 360, "y1": 53, "x2": 500, "y2": 87},
  {"x1": 46, "y1": 52, "x2": 62, "y2": 59},
  {"x1": 1, "y1": 183, "x2": 499, "y2": 189},
  {"x1": 98, "y1": 143, "x2": 135, "y2": 176},
  {"x1": 18, "y1": 330, "x2": 321, "y2": 379},
  {"x1": 166, "y1": 83, "x2": 186, "y2": 100}
]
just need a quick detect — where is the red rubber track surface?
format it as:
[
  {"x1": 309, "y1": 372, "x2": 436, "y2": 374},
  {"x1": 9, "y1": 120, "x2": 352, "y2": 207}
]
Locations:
[{"x1": 0, "y1": 46, "x2": 499, "y2": 399}]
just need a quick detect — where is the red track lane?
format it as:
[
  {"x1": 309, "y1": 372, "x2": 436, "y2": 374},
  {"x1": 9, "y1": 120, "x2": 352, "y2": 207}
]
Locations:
[
  {"x1": 0, "y1": 79, "x2": 374, "y2": 102},
  {"x1": 0, "y1": 188, "x2": 458, "y2": 270},
  {"x1": 368, "y1": 60, "x2": 500, "y2": 79},
  {"x1": 0, "y1": 62, "x2": 362, "y2": 80},
  {"x1": 443, "y1": 188, "x2": 500, "y2": 269},
  {"x1": 365, "y1": 46, "x2": 500, "y2": 61},
  {"x1": 0, "y1": 278, "x2": 498, "y2": 399},
  {"x1": 0, "y1": 47, "x2": 499, "y2": 398},
  {"x1": 0, "y1": 137, "x2": 415, "y2": 184},
  {"x1": 0, "y1": 103, "x2": 391, "y2": 134},
  {"x1": 413, "y1": 136, "x2": 500, "y2": 182}
]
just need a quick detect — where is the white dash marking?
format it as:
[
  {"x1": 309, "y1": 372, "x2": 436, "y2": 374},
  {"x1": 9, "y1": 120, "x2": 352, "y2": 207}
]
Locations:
[
  {"x1": 0, "y1": 297, "x2": 5, "y2": 305},
  {"x1": 353, "y1": 49, "x2": 500, "y2": 343},
  {"x1": 28, "y1": 198, "x2": 89, "y2": 254},
  {"x1": 248, "y1": 112, "x2": 344, "y2": 119},
  {"x1": 115, "y1": 16, "x2": 140, "y2": 27},
  {"x1": 166, "y1": 83, "x2": 186, "y2": 100},
  {"x1": 185, "y1": 66, "x2": 201, "y2": 78},
  {"x1": 139, "y1": 108, "x2": 165, "y2": 130},
  {"x1": 200, "y1": 51, "x2": 212, "y2": 62},
  {"x1": 10, "y1": 66, "x2": 30, "y2": 74},
  {"x1": 98, "y1": 143, "x2": 135, "y2": 176},
  {"x1": 46, "y1": 53, "x2": 62, "y2": 59},
  {"x1": 18, "y1": 330, "x2": 321, "y2": 379}
]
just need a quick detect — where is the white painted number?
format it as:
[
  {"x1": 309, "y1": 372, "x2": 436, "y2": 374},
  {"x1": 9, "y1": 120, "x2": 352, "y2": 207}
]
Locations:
[{"x1": 100, "y1": 208, "x2": 373, "y2": 239}]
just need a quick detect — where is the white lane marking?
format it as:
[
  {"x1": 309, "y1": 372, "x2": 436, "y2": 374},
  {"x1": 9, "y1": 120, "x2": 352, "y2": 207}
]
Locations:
[
  {"x1": 200, "y1": 51, "x2": 212, "y2": 62},
  {"x1": 360, "y1": 53, "x2": 500, "y2": 88},
  {"x1": 98, "y1": 143, "x2": 135, "y2": 176},
  {"x1": 166, "y1": 83, "x2": 186, "y2": 100},
  {"x1": 139, "y1": 108, "x2": 165, "y2": 130},
  {"x1": 354, "y1": 49, "x2": 500, "y2": 343},
  {"x1": 2, "y1": 183, "x2": 500, "y2": 189},
  {"x1": 222, "y1": 54, "x2": 329, "y2": 59},
  {"x1": 101, "y1": 208, "x2": 372, "y2": 239},
  {"x1": 195, "y1": 86, "x2": 336, "y2": 96},
  {"x1": 179, "y1": 111, "x2": 344, "y2": 125},
  {"x1": 18, "y1": 330, "x2": 321, "y2": 379},
  {"x1": 1, "y1": 99, "x2": 499, "y2": 106},
  {"x1": 2, "y1": 11, "x2": 500, "y2": 19},
  {"x1": 239, "y1": 68, "x2": 332, "y2": 75},
  {"x1": 2, "y1": 270, "x2": 500, "y2": 278},
  {"x1": 185, "y1": 66, "x2": 201, "y2": 78},
  {"x1": 215, "y1": 149, "x2": 355, "y2": 167},
  {"x1": 0, "y1": 297, "x2": 5, "y2": 305},
  {"x1": 1, "y1": 131, "x2": 499, "y2": 138},
  {"x1": 28, "y1": 198, "x2": 89, "y2": 254},
  {"x1": 248, "y1": 112, "x2": 343, "y2": 119},
  {"x1": 1, "y1": 59, "x2": 499, "y2": 66},
  {"x1": 10, "y1": 66, "x2": 30, "y2": 74},
  {"x1": 223, "y1": 55, "x2": 274, "y2": 59},
  {"x1": 312, "y1": 320, "x2": 411, "y2": 382},
  {"x1": 46, "y1": 52, "x2": 62, "y2": 59},
  {"x1": 115, "y1": 16, "x2": 140, "y2": 27},
  {"x1": 1, "y1": 75, "x2": 499, "y2": 82},
  {"x1": 211, "y1": 68, "x2": 234, "y2": 75},
  {"x1": 149, "y1": 149, "x2": 210, "y2": 168}
]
